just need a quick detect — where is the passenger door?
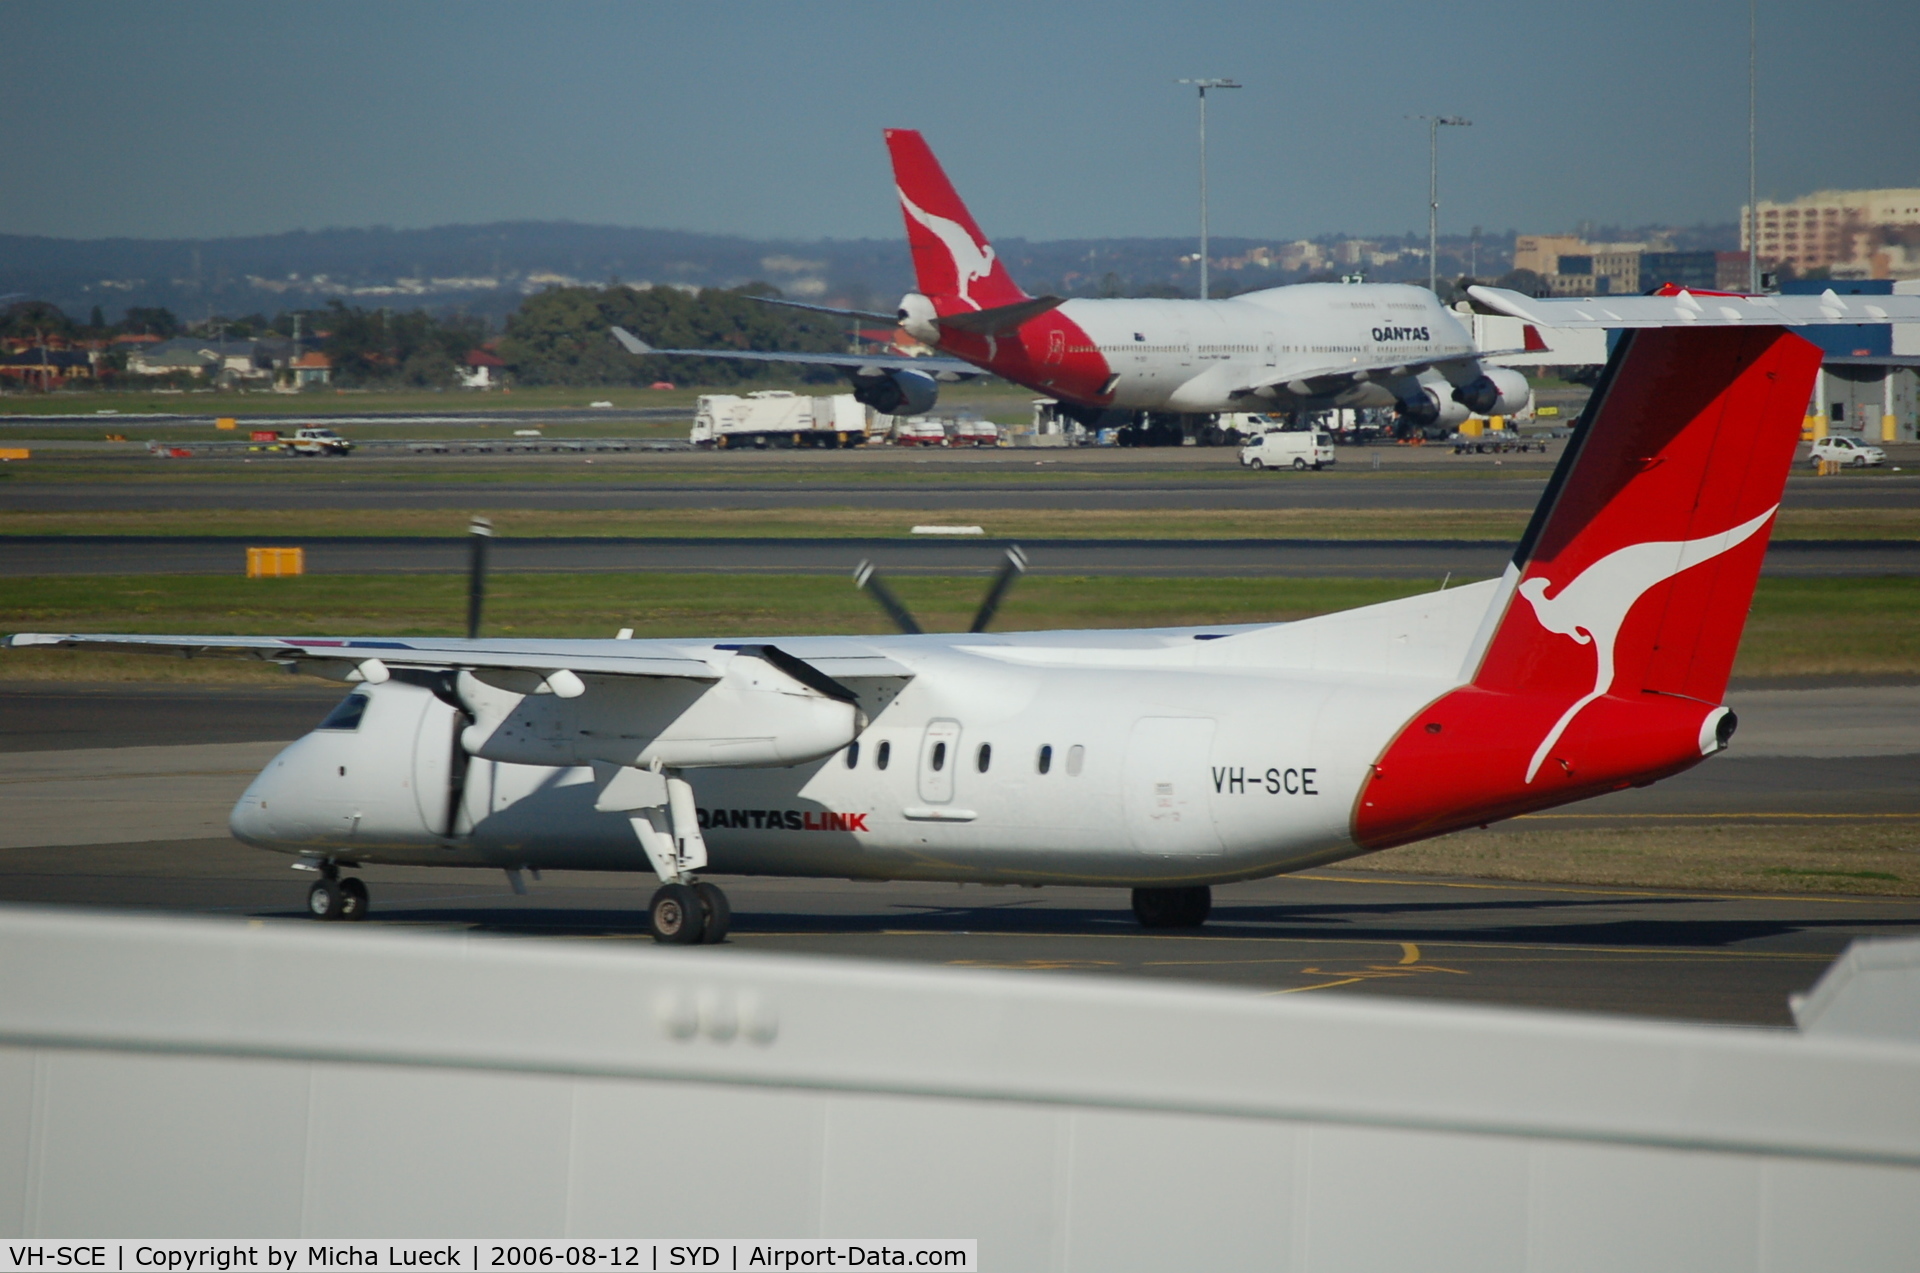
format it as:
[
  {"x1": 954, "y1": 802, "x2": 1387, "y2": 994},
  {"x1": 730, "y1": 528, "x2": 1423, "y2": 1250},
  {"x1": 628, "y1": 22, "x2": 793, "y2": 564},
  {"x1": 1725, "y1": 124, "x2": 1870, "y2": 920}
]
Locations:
[{"x1": 918, "y1": 719, "x2": 962, "y2": 804}]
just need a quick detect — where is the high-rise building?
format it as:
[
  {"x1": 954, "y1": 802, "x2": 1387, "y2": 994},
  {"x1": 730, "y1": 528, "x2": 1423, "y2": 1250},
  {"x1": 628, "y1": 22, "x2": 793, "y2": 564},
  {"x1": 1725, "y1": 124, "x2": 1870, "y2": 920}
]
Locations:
[{"x1": 1744, "y1": 189, "x2": 1920, "y2": 279}]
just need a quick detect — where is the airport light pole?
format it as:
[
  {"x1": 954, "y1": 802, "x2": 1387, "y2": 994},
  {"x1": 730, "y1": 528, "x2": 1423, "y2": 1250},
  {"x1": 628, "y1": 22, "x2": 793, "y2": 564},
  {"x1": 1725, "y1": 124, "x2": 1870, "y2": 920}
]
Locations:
[
  {"x1": 1177, "y1": 78, "x2": 1240, "y2": 299},
  {"x1": 1415, "y1": 115, "x2": 1471, "y2": 295},
  {"x1": 1747, "y1": 0, "x2": 1759, "y2": 292}
]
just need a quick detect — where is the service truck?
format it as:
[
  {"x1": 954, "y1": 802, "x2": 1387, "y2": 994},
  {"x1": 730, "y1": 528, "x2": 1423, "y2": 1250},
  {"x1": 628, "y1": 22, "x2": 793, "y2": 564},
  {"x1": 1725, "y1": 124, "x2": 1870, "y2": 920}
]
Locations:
[
  {"x1": 246, "y1": 426, "x2": 353, "y2": 456},
  {"x1": 691, "y1": 391, "x2": 870, "y2": 449}
]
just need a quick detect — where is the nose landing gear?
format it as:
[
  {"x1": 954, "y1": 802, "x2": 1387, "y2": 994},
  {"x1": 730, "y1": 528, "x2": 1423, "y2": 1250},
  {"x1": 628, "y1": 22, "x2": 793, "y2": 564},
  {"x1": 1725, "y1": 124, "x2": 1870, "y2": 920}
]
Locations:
[{"x1": 304, "y1": 861, "x2": 370, "y2": 922}]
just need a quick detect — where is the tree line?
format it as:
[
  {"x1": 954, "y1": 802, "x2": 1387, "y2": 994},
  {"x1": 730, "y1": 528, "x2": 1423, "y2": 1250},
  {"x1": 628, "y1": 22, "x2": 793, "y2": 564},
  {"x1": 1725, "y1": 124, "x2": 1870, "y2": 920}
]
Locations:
[{"x1": 3, "y1": 284, "x2": 849, "y2": 390}]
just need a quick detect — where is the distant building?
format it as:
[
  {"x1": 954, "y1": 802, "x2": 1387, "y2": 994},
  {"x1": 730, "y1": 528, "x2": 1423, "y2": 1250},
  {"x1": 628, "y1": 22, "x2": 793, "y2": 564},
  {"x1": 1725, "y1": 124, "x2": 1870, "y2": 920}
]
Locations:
[
  {"x1": 455, "y1": 348, "x2": 505, "y2": 390},
  {"x1": 1640, "y1": 252, "x2": 1718, "y2": 293},
  {"x1": 1513, "y1": 235, "x2": 1589, "y2": 276},
  {"x1": 290, "y1": 351, "x2": 332, "y2": 387},
  {"x1": 0, "y1": 348, "x2": 94, "y2": 388},
  {"x1": 1521, "y1": 235, "x2": 1662, "y2": 296},
  {"x1": 1783, "y1": 278, "x2": 1920, "y2": 442},
  {"x1": 125, "y1": 341, "x2": 219, "y2": 378},
  {"x1": 1743, "y1": 188, "x2": 1920, "y2": 280},
  {"x1": 1715, "y1": 251, "x2": 1752, "y2": 291}
]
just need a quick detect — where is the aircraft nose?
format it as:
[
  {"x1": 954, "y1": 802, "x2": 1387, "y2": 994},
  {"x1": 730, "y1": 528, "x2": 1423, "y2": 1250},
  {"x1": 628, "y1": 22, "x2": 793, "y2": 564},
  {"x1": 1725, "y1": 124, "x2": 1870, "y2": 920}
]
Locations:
[{"x1": 229, "y1": 759, "x2": 286, "y2": 846}]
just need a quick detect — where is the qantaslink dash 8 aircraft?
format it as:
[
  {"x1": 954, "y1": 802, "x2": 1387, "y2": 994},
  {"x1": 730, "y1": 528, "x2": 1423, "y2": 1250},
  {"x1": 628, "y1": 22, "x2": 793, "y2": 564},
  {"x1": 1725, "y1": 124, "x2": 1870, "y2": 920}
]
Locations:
[
  {"x1": 610, "y1": 128, "x2": 1533, "y2": 441},
  {"x1": 10, "y1": 289, "x2": 1918, "y2": 940}
]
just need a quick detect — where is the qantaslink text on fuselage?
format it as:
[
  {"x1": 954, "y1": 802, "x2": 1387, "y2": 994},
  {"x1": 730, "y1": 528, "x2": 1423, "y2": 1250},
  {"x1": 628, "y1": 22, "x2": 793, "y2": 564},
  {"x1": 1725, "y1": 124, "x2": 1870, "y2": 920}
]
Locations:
[{"x1": 697, "y1": 808, "x2": 869, "y2": 832}]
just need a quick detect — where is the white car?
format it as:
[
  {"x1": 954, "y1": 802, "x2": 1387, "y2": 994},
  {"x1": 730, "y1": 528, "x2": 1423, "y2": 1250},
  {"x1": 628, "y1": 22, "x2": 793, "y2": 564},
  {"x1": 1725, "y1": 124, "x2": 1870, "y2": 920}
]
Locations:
[
  {"x1": 1809, "y1": 436, "x2": 1885, "y2": 468},
  {"x1": 1240, "y1": 429, "x2": 1336, "y2": 471}
]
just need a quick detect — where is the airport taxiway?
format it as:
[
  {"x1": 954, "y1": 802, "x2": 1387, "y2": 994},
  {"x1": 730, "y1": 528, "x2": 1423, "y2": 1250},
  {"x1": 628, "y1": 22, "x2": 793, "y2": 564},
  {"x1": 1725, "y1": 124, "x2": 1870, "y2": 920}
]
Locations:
[
  {"x1": 2, "y1": 682, "x2": 1914, "y2": 1027},
  {"x1": 4, "y1": 535, "x2": 1915, "y2": 578}
]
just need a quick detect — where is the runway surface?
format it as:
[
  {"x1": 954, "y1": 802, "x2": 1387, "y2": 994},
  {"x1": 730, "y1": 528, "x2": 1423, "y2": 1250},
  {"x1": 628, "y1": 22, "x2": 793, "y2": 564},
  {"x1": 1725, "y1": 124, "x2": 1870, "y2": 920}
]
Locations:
[
  {"x1": 5, "y1": 458, "x2": 1918, "y2": 513},
  {"x1": 2, "y1": 683, "x2": 1914, "y2": 1027},
  {"x1": 5, "y1": 534, "x2": 1915, "y2": 577}
]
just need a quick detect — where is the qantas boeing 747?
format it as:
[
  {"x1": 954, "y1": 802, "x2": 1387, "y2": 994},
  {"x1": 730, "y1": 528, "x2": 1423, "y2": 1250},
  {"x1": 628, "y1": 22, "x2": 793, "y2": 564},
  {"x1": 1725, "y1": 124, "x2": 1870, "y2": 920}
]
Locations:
[{"x1": 610, "y1": 130, "x2": 1535, "y2": 438}]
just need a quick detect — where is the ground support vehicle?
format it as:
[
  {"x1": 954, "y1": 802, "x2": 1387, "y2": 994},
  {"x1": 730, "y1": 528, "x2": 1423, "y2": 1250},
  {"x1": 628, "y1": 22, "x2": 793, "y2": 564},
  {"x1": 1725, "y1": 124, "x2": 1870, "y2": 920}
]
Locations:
[
  {"x1": 892, "y1": 418, "x2": 951, "y2": 446},
  {"x1": 1239, "y1": 429, "x2": 1337, "y2": 470},
  {"x1": 285, "y1": 427, "x2": 354, "y2": 456},
  {"x1": 692, "y1": 391, "x2": 870, "y2": 449},
  {"x1": 1452, "y1": 430, "x2": 1548, "y2": 454},
  {"x1": 1808, "y1": 436, "x2": 1885, "y2": 468}
]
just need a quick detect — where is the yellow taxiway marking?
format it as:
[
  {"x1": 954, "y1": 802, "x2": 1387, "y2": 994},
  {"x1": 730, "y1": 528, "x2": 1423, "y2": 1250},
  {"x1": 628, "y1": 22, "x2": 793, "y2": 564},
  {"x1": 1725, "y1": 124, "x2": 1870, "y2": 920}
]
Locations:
[
  {"x1": 1399, "y1": 942, "x2": 1420, "y2": 965},
  {"x1": 1267, "y1": 957, "x2": 1469, "y2": 996},
  {"x1": 1293, "y1": 874, "x2": 1903, "y2": 905}
]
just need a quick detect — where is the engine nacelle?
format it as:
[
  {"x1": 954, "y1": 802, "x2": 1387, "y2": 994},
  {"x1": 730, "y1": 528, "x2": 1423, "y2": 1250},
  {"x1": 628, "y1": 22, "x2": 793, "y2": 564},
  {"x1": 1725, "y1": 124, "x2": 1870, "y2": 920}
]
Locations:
[
  {"x1": 1396, "y1": 387, "x2": 1470, "y2": 432},
  {"x1": 851, "y1": 366, "x2": 940, "y2": 417},
  {"x1": 1450, "y1": 366, "x2": 1532, "y2": 417},
  {"x1": 897, "y1": 291, "x2": 939, "y2": 345}
]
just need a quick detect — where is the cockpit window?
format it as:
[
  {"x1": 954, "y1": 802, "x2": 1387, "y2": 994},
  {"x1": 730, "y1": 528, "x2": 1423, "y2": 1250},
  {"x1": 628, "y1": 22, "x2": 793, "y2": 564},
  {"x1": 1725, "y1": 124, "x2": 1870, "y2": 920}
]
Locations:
[{"x1": 317, "y1": 693, "x2": 369, "y2": 731}]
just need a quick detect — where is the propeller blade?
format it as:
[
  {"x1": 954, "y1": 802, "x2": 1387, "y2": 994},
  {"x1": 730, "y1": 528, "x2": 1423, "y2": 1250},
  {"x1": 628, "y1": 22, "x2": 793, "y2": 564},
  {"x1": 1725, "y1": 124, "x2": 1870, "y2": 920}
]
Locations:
[
  {"x1": 466, "y1": 516, "x2": 492, "y2": 640},
  {"x1": 853, "y1": 560, "x2": 923, "y2": 635},
  {"x1": 968, "y1": 546, "x2": 1028, "y2": 633},
  {"x1": 443, "y1": 699, "x2": 471, "y2": 838}
]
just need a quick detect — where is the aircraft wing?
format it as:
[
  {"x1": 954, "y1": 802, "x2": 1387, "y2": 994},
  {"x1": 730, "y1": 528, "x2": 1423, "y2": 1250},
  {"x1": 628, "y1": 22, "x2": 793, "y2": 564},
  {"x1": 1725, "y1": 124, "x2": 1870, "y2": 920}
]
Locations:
[
  {"x1": 609, "y1": 327, "x2": 982, "y2": 378},
  {"x1": 6, "y1": 632, "x2": 918, "y2": 687},
  {"x1": 5, "y1": 632, "x2": 723, "y2": 681},
  {"x1": 1231, "y1": 347, "x2": 1496, "y2": 400},
  {"x1": 1468, "y1": 285, "x2": 1920, "y2": 328}
]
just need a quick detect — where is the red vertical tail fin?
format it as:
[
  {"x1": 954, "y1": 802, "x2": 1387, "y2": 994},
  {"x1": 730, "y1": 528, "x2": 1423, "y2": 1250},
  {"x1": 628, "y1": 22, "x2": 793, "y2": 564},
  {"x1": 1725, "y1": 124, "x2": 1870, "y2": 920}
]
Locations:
[
  {"x1": 1355, "y1": 326, "x2": 1823, "y2": 848},
  {"x1": 883, "y1": 129, "x2": 1028, "y2": 310}
]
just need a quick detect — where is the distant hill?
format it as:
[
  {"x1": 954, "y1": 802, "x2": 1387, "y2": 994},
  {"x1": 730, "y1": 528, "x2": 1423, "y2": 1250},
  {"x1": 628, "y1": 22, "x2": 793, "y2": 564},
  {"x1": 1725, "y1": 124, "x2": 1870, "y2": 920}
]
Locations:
[{"x1": 0, "y1": 219, "x2": 1739, "y2": 325}]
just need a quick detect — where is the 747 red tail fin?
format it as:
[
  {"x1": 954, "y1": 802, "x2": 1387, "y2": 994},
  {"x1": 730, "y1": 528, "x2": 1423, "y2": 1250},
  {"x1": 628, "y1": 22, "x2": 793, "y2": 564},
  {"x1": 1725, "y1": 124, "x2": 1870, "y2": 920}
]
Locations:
[{"x1": 883, "y1": 129, "x2": 1028, "y2": 311}]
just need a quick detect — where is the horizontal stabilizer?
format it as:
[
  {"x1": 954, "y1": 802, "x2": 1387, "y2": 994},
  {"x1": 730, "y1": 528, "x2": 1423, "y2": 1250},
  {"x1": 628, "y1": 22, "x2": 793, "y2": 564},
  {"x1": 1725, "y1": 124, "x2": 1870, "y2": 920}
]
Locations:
[
  {"x1": 745, "y1": 295, "x2": 903, "y2": 324},
  {"x1": 936, "y1": 295, "x2": 1065, "y2": 336}
]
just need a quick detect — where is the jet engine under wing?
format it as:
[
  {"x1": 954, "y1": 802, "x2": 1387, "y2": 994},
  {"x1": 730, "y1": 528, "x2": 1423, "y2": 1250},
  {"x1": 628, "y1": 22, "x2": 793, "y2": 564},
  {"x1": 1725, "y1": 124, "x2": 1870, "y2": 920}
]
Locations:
[
  {"x1": 1468, "y1": 285, "x2": 1920, "y2": 328},
  {"x1": 608, "y1": 326, "x2": 981, "y2": 378}
]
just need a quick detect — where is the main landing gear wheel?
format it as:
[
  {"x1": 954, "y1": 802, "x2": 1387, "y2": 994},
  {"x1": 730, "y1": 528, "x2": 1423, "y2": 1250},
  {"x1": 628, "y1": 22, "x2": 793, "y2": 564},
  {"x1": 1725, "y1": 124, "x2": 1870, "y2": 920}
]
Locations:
[
  {"x1": 1131, "y1": 885, "x2": 1212, "y2": 929},
  {"x1": 694, "y1": 882, "x2": 732, "y2": 944},
  {"x1": 338, "y1": 876, "x2": 369, "y2": 921},
  {"x1": 308, "y1": 879, "x2": 344, "y2": 921},
  {"x1": 649, "y1": 881, "x2": 734, "y2": 944}
]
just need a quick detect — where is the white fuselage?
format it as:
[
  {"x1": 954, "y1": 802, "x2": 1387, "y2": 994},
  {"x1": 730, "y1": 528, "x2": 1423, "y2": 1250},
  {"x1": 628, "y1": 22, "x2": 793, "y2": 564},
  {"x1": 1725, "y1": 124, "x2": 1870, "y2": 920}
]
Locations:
[
  {"x1": 916, "y1": 282, "x2": 1488, "y2": 415},
  {"x1": 230, "y1": 583, "x2": 1499, "y2": 889}
]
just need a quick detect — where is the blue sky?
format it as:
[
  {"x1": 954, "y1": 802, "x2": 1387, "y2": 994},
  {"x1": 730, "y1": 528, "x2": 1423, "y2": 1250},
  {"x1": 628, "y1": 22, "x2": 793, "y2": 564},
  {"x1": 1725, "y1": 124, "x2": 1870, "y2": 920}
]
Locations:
[{"x1": 4, "y1": 0, "x2": 1913, "y2": 243}]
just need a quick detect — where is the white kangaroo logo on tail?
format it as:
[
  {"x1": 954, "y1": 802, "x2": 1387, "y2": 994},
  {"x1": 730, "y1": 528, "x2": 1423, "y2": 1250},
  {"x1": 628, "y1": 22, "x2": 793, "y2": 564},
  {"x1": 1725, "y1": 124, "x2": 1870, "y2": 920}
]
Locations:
[
  {"x1": 1516, "y1": 505, "x2": 1776, "y2": 782},
  {"x1": 898, "y1": 189, "x2": 995, "y2": 310}
]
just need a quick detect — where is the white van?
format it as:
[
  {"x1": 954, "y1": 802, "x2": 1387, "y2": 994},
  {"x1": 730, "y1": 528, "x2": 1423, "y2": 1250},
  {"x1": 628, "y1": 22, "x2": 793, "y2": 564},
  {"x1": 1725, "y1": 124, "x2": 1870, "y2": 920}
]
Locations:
[{"x1": 1239, "y1": 429, "x2": 1336, "y2": 471}]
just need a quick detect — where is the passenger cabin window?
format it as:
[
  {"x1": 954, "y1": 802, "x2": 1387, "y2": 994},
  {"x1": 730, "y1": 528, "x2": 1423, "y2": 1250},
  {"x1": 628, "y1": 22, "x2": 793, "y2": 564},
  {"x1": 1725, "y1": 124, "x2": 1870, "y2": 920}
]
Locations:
[
  {"x1": 977, "y1": 743, "x2": 992, "y2": 773},
  {"x1": 846, "y1": 741, "x2": 860, "y2": 769},
  {"x1": 876, "y1": 741, "x2": 891, "y2": 770},
  {"x1": 317, "y1": 693, "x2": 369, "y2": 732},
  {"x1": 931, "y1": 742, "x2": 947, "y2": 772},
  {"x1": 1037, "y1": 745, "x2": 1053, "y2": 774},
  {"x1": 1066, "y1": 745, "x2": 1085, "y2": 776}
]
